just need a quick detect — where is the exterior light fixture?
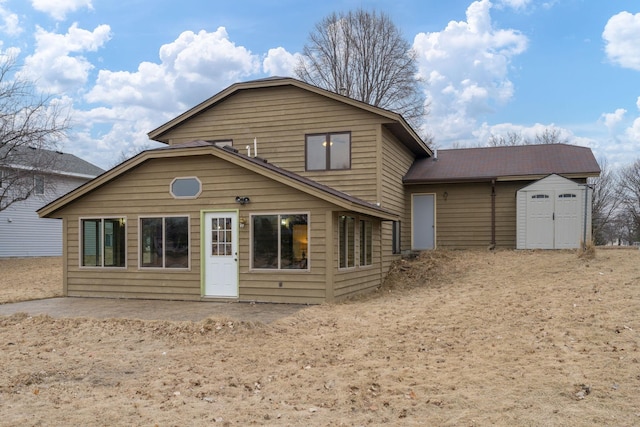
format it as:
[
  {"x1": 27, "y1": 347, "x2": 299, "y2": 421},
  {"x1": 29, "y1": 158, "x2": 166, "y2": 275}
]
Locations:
[
  {"x1": 443, "y1": 191, "x2": 448, "y2": 201},
  {"x1": 235, "y1": 196, "x2": 250, "y2": 205}
]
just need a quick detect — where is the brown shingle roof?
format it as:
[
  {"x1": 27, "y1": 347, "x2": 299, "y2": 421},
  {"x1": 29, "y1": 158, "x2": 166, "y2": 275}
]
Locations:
[{"x1": 404, "y1": 144, "x2": 600, "y2": 183}]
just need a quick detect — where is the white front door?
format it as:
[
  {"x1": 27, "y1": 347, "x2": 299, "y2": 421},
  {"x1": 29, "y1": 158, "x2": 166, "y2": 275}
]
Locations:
[{"x1": 203, "y1": 212, "x2": 238, "y2": 298}]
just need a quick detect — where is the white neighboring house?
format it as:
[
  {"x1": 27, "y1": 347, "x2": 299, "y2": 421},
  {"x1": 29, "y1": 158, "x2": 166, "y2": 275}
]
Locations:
[{"x1": 0, "y1": 149, "x2": 104, "y2": 257}]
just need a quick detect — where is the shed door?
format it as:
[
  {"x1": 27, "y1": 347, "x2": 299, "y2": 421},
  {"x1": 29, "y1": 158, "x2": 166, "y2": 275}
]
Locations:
[
  {"x1": 526, "y1": 193, "x2": 554, "y2": 249},
  {"x1": 412, "y1": 194, "x2": 435, "y2": 250},
  {"x1": 203, "y1": 212, "x2": 238, "y2": 298},
  {"x1": 554, "y1": 192, "x2": 579, "y2": 249}
]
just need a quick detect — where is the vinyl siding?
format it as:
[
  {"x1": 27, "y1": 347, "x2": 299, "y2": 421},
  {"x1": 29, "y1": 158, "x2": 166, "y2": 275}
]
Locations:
[
  {"x1": 0, "y1": 174, "x2": 88, "y2": 257},
  {"x1": 54, "y1": 154, "x2": 386, "y2": 304},
  {"x1": 406, "y1": 181, "x2": 525, "y2": 249},
  {"x1": 158, "y1": 85, "x2": 386, "y2": 203}
]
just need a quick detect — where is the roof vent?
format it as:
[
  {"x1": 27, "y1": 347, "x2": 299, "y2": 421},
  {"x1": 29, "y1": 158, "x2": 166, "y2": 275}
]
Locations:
[{"x1": 433, "y1": 149, "x2": 438, "y2": 161}]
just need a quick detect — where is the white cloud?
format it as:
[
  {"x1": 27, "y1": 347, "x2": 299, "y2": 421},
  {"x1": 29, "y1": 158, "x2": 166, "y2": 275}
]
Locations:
[
  {"x1": 0, "y1": 3, "x2": 21, "y2": 36},
  {"x1": 601, "y1": 108, "x2": 626, "y2": 132},
  {"x1": 87, "y1": 27, "x2": 259, "y2": 111},
  {"x1": 76, "y1": 27, "x2": 261, "y2": 168},
  {"x1": 31, "y1": 0, "x2": 93, "y2": 21},
  {"x1": 413, "y1": 0, "x2": 528, "y2": 145},
  {"x1": 603, "y1": 11, "x2": 640, "y2": 71},
  {"x1": 20, "y1": 23, "x2": 111, "y2": 93},
  {"x1": 263, "y1": 47, "x2": 299, "y2": 76},
  {"x1": 497, "y1": 0, "x2": 531, "y2": 10}
]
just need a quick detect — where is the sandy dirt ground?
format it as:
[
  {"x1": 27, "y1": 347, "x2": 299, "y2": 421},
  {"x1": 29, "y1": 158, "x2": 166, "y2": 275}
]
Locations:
[{"x1": 0, "y1": 249, "x2": 639, "y2": 426}]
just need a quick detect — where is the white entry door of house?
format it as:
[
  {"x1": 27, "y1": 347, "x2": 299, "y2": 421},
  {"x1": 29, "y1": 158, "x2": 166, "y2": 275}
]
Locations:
[
  {"x1": 412, "y1": 194, "x2": 435, "y2": 250},
  {"x1": 203, "y1": 212, "x2": 238, "y2": 298}
]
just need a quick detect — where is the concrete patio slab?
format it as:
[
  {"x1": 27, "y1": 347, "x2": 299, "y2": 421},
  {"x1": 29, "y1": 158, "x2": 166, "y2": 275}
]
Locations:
[{"x1": 0, "y1": 297, "x2": 307, "y2": 324}]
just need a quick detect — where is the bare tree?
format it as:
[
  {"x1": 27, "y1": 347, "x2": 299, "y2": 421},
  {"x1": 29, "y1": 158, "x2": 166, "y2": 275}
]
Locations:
[
  {"x1": 487, "y1": 127, "x2": 569, "y2": 147},
  {"x1": 0, "y1": 53, "x2": 70, "y2": 212},
  {"x1": 295, "y1": 9, "x2": 427, "y2": 131},
  {"x1": 590, "y1": 158, "x2": 622, "y2": 245},
  {"x1": 487, "y1": 131, "x2": 525, "y2": 146},
  {"x1": 617, "y1": 159, "x2": 640, "y2": 243}
]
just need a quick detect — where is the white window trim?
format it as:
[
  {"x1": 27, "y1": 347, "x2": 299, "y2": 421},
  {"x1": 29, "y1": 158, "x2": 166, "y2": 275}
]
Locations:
[
  {"x1": 249, "y1": 211, "x2": 311, "y2": 272},
  {"x1": 138, "y1": 214, "x2": 191, "y2": 270}
]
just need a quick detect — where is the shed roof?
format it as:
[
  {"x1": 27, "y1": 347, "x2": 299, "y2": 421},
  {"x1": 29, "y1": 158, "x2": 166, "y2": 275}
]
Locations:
[
  {"x1": 147, "y1": 76, "x2": 431, "y2": 157},
  {"x1": 404, "y1": 144, "x2": 601, "y2": 183},
  {"x1": 38, "y1": 140, "x2": 397, "y2": 221}
]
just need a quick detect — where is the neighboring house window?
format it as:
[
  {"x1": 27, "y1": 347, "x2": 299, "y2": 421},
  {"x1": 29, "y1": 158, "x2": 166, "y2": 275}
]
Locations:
[
  {"x1": 392, "y1": 221, "x2": 401, "y2": 254},
  {"x1": 170, "y1": 177, "x2": 201, "y2": 199},
  {"x1": 305, "y1": 132, "x2": 350, "y2": 171},
  {"x1": 360, "y1": 219, "x2": 373, "y2": 266},
  {"x1": 140, "y1": 216, "x2": 189, "y2": 269},
  {"x1": 34, "y1": 175, "x2": 45, "y2": 195},
  {"x1": 81, "y1": 218, "x2": 126, "y2": 267},
  {"x1": 252, "y1": 213, "x2": 309, "y2": 270},
  {"x1": 339, "y1": 215, "x2": 355, "y2": 269}
]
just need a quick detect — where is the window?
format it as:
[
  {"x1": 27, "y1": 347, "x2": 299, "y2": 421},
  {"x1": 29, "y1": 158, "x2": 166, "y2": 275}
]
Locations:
[
  {"x1": 306, "y1": 132, "x2": 350, "y2": 171},
  {"x1": 559, "y1": 193, "x2": 576, "y2": 198},
  {"x1": 170, "y1": 177, "x2": 201, "y2": 198},
  {"x1": 34, "y1": 175, "x2": 44, "y2": 195},
  {"x1": 532, "y1": 194, "x2": 549, "y2": 199},
  {"x1": 360, "y1": 220, "x2": 372, "y2": 266},
  {"x1": 392, "y1": 221, "x2": 401, "y2": 254},
  {"x1": 140, "y1": 216, "x2": 189, "y2": 269},
  {"x1": 339, "y1": 215, "x2": 355, "y2": 269},
  {"x1": 252, "y1": 213, "x2": 309, "y2": 270},
  {"x1": 81, "y1": 218, "x2": 126, "y2": 267}
]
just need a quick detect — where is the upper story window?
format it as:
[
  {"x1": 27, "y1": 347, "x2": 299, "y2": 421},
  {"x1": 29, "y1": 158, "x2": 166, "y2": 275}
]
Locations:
[
  {"x1": 306, "y1": 132, "x2": 351, "y2": 171},
  {"x1": 34, "y1": 175, "x2": 45, "y2": 195}
]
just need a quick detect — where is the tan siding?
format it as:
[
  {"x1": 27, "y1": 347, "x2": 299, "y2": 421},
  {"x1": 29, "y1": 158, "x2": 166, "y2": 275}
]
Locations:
[
  {"x1": 332, "y1": 214, "x2": 383, "y2": 300},
  {"x1": 380, "y1": 128, "x2": 416, "y2": 256},
  {"x1": 159, "y1": 86, "x2": 385, "y2": 203},
  {"x1": 406, "y1": 181, "x2": 528, "y2": 249},
  {"x1": 55, "y1": 155, "x2": 335, "y2": 303}
]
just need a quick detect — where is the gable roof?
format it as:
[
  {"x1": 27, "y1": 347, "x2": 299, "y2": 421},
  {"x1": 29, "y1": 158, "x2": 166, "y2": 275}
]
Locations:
[
  {"x1": 147, "y1": 76, "x2": 431, "y2": 157},
  {"x1": 38, "y1": 140, "x2": 397, "y2": 220},
  {"x1": 403, "y1": 144, "x2": 601, "y2": 184},
  {"x1": 0, "y1": 145, "x2": 104, "y2": 179}
]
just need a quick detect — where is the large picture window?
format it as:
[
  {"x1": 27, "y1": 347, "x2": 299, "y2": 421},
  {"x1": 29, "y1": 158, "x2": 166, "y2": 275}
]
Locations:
[
  {"x1": 306, "y1": 132, "x2": 350, "y2": 171},
  {"x1": 140, "y1": 216, "x2": 189, "y2": 269},
  {"x1": 252, "y1": 213, "x2": 309, "y2": 270},
  {"x1": 339, "y1": 215, "x2": 355, "y2": 269},
  {"x1": 81, "y1": 218, "x2": 126, "y2": 267}
]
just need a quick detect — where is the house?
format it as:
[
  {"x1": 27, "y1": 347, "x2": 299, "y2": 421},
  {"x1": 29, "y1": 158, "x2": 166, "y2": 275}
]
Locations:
[
  {"x1": 0, "y1": 147, "x2": 104, "y2": 257},
  {"x1": 404, "y1": 144, "x2": 600, "y2": 249},
  {"x1": 38, "y1": 77, "x2": 600, "y2": 304}
]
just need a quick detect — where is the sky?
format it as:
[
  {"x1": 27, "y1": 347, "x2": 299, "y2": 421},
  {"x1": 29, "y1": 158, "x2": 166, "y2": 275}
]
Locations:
[{"x1": 1, "y1": 0, "x2": 639, "y2": 171}]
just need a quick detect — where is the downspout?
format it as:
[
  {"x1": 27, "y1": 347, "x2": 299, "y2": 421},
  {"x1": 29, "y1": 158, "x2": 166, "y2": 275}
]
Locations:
[{"x1": 491, "y1": 179, "x2": 496, "y2": 248}]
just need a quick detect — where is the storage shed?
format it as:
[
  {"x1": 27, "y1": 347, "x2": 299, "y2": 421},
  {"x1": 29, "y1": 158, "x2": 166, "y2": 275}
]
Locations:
[{"x1": 516, "y1": 174, "x2": 592, "y2": 249}]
